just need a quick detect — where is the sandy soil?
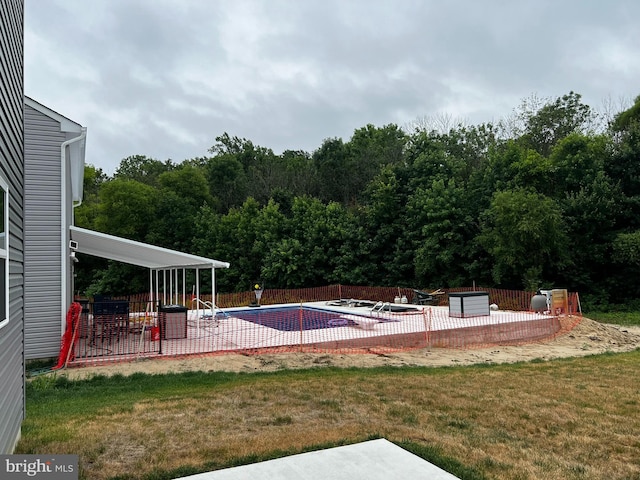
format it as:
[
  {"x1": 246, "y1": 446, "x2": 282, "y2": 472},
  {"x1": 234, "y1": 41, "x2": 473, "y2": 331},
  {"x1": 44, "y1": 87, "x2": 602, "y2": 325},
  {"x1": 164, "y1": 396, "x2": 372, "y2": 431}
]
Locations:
[{"x1": 61, "y1": 317, "x2": 640, "y2": 380}]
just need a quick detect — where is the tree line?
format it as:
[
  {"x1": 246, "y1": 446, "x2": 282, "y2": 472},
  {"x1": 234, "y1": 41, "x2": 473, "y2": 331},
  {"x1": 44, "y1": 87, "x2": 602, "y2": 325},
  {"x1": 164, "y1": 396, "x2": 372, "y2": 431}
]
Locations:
[{"x1": 74, "y1": 92, "x2": 640, "y2": 308}]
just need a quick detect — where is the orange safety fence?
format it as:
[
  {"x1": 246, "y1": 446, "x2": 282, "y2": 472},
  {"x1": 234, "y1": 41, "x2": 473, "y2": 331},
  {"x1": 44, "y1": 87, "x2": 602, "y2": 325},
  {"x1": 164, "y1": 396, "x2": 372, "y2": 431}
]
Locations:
[
  {"x1": 52, "y1": 302, "x2": 82, "y2": 370},
  {"x1": 63, "y1": 286, "x2": 582, "y2": 367}
]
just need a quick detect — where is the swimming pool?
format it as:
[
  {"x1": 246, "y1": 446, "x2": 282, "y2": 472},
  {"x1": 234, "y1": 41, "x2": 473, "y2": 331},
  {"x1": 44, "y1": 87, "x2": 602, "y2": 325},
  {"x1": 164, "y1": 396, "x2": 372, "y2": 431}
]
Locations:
[{"x1": 230, "y1": 306, "x2": 359, "y2": 331}]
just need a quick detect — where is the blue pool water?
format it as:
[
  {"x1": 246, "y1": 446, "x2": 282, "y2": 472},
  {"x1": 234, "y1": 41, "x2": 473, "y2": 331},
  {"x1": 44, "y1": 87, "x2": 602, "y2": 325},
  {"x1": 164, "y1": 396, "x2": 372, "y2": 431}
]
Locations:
[{"x1": 229, "y1": 306, "x2": 358, "y2": 331}]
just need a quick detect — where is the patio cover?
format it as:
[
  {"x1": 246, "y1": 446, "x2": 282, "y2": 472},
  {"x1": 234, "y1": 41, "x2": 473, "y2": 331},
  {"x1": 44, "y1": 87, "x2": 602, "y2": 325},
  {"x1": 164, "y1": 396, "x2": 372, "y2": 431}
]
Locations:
[{"x1": 69, "y1": 226, "x2": 230, "y2": 270}]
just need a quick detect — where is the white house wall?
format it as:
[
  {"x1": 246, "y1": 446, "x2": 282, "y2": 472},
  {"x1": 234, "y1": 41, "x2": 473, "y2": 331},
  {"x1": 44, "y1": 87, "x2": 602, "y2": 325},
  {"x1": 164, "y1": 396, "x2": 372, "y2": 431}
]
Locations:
[
  {"x1": 0, "y1": 0, "x2": 25, "y2": 453},
  {"x1": 23, "y1": 103, "x2": 67, "y2": 359}
]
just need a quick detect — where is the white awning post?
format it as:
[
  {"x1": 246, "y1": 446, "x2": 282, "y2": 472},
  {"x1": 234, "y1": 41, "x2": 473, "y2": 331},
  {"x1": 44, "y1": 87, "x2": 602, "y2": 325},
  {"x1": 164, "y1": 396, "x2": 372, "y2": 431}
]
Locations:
[
  {"x1": 178, "y1": 268, "x2": 181, "y2": 305},
  {"x1": 169, "y1": 269, "x2": 174, "y2": 304},
  {"x1": 155, "y1": 269, "x2": 159, "y2": 311},
  {"x1": 182, "y1": 269, "x2": 186, "y2": 307},
  {"x1": 211, "y1": 267, "x2": 218, "y2": 307},
  {"x1": 195, "y1": 268, "x2": 200, "y2": 332},
  {"x1": 163, "y1": 270, "x2": 167, "y2": 305},
  {"x1": 174, "y1": 268, "x2": 178, "y2": 304},
  {"x1": 148, "y1": 269, "x2": 153, "y2": 312}
]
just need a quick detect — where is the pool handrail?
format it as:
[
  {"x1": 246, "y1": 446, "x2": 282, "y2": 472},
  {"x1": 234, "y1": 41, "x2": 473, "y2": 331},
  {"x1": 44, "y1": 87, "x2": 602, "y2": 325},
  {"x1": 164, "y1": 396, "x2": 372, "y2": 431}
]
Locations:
[{"x1": 191, "y1": 296, "x2": 229, "y2": 330}]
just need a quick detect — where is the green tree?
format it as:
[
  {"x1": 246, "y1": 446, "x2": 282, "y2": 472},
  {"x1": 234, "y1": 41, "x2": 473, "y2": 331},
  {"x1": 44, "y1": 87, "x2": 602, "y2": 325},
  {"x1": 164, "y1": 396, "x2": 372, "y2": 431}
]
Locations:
[
  {"x1": 146, "y1": 190, "x2": 197, "y2": 251},
  {"x1": 408, "y1": 179, "x2": 479, "y2": 288},
  {"x1": 606, "y1": 95, "x2": 640, "y2": 228},
  {"x1": 557, "y1": 170, "x2": 618, "y2": 293},
  {"x1": 478, "y1": 189, "x2": 569, "y2": 290},
  {"x1": 280, "y1": 149, "x2": 318, "y2": 198},
  {"x1": 94, "y1": 178, "x2": 159, "y2": 241},
  {"x1": 549, "y1": 133, "x2": 609, "y2": 195},
  {"x1": 475, "y1": 139, "x2": 553, "y2": 197},
  {"x1": 408, "y1": 123, "x2": 497, "y2": 187},
  {"x1": 612, "y1": 231, "x2": 640, "y2": 264},
  {"x1": 114, "y1": 155, "x2": 174, "y2": 186},
  {"x1": 192, "y1": 198, "x2": 286, "y2": 291},
  {"x1": 405, "y1": 130, "x2": 465, "y2": 190},
  {"x1": 247, "y1": 150, "x2": 289, "y2": 205},
  {"x1": 313, "y1": 137, "x2": 352, "y2": 204},
  {"x1": 83, "y1": 262, "x2": 148, "y2": 297},
  {"x1": 209, "y1": 133, "x2": 263, "y2": 169},
  {"x1": 74, "y1": 164, "x2": 108, "y2": 229},
  {"x1": 355, "y1": 166, "x2": 408, "y2": 285},
  {"x1": 204, "y1": 155, "x2": 247, "y2": 213},
  {"x1": 158, "y1": 164, "x2": 212, "y2": 210},
  {"x1": 73, "y1": 93, "x2": 640, "y2": 302},
  {"x1": 511, "y1": 92, "x2": 595, "y2": 157},
  {"x1": 73, "y1": 164, "x2": 110, "y2": 294},
  {"x1": 261, "y1": 197, "x2": 356, "y2": 288},
  {"x1": 611, "y1": 94, "x2": 640, "y2": 132},
  {"x1": 345, "y1": 124, "x2": 407, "y2": 203},
  {"x1": 609, "y1": 231, "x2": 640, "y2": 300},
  {"x1": 79, "y1": 179, "x2": 160, "y2": 294}
]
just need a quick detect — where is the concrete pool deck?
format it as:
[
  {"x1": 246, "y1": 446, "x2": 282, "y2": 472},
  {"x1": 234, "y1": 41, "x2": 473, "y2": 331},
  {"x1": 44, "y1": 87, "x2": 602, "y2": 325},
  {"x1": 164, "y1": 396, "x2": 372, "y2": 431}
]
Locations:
[
  {"x1": 188, "y1": 301, "x2": 559, "y2": 350},
  {"x1": 71, "y1": 301, "x2": 561, "y2": 365}
]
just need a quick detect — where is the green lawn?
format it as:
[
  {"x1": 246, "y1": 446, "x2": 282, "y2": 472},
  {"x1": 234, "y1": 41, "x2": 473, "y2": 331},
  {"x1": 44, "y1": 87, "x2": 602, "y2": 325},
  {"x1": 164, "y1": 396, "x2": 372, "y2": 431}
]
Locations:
[
  {"x1": 584, "y1": 310, "x2": 640, "y2": 326},
  {"x1": 18, "y1": 350, "x2": 640, "y2": 480}
]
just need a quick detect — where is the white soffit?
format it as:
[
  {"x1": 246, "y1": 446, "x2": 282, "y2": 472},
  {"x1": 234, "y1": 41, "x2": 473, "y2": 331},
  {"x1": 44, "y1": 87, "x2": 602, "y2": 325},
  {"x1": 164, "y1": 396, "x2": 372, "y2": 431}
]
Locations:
[{"x1": 70, "y1": 226, "x2": 230, "y2": 270}]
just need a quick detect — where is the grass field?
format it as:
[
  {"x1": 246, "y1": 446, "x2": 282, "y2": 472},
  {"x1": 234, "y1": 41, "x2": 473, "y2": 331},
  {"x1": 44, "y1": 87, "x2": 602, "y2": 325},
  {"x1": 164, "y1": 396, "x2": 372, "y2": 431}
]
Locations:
[
  {"x1": 585, "y1": 310, "x2": 640, "y2": 327},
  {"x1": 18, "y1": 349, "x2": 640, "y2": 480}
]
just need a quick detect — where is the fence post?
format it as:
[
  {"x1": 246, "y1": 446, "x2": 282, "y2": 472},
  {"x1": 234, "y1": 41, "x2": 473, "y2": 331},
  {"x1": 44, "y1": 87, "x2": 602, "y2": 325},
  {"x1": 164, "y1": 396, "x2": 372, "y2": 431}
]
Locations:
[
  {"x1": 299, "y1": 302, "x2": 304, "y2": 352},
  {"x1": 422, "y1": 307, "x2": 432, "y2": 350},
  {"x1": 157, "y1": 301, "x2": 163, "y2": 355}
]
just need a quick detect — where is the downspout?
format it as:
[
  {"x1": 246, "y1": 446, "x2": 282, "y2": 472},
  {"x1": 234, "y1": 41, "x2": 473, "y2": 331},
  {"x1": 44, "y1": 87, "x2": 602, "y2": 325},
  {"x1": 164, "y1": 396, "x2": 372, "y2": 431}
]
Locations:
[
  {"x1": 61, "y1": 128, "x2": 87, "y2": 333},
  {"x1": 70, "y1": 128, "x2": 87, "y2": 210}
]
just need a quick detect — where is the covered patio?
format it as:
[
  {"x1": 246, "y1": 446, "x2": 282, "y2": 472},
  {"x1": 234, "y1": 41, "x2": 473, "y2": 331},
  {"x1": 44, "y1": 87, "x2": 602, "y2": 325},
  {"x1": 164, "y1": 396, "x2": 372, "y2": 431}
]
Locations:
[
  {"x1": 70, "y1": 225, "x2": 230, "y2": 308},
  {"x1": 68, "y1": 226, "x2": 230, "y2": 362}
]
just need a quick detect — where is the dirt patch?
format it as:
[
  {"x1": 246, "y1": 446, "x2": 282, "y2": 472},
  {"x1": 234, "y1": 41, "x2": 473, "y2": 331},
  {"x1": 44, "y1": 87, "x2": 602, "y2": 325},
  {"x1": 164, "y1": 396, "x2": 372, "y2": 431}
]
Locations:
[{"x1": 61, "y1": 317, "x2": 640, "y2": 380}]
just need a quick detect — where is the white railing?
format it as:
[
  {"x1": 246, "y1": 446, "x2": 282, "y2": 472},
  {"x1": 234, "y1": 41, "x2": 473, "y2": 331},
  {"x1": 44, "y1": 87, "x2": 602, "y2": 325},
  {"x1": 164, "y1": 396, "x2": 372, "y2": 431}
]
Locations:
[{"x1": 190, "y1": 297, "x2": 229, "y2": 332}]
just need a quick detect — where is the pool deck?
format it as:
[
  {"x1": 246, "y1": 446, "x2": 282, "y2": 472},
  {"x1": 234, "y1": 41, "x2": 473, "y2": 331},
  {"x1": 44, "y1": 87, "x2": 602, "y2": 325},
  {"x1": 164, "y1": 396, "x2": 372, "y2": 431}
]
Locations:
[
  {"x1": 71, "y1": 301, "x2": 561, "y2": 365},
  {"x1": 206, "y1": 302, "x2": 558, "y2": 349}
]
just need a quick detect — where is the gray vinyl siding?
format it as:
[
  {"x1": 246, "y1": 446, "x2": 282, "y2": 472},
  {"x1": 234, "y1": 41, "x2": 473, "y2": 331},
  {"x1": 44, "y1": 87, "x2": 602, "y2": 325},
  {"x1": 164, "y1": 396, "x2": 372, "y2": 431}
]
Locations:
[
  {"x1": 0, "y1": 0, "x2": 25, "y2": 454},
  {"x1": 24, "y1": 104, "x2": 64, "y2": 359}
]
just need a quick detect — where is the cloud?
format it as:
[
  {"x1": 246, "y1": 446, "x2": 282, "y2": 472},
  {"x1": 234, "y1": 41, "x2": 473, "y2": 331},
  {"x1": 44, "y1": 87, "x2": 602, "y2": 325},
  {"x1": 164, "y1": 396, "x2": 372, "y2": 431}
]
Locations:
[{"x1": 25, "y1": 0, "x2": 640, "y2": 175}]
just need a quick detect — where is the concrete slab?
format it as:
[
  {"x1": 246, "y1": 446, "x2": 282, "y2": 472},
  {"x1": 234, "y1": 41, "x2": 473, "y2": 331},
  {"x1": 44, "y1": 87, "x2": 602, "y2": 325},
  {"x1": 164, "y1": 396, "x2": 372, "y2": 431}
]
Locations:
[{"x1": 176, "y1": 438, "x2": 460, "y2": 480}]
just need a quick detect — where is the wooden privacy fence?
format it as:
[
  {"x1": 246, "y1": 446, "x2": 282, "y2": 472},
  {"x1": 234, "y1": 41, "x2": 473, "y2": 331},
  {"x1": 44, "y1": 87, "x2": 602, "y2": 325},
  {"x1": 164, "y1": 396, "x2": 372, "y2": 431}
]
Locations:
[{"x1": 64, "y1": 286, "x2": 582, "y2": 367}]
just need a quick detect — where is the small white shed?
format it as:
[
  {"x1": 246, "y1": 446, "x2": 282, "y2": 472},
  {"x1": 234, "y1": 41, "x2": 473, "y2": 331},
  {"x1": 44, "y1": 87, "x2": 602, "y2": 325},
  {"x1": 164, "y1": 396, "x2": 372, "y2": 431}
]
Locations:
[{"x1": 448, "y1": 291, "x2": 490, "y2": 318}]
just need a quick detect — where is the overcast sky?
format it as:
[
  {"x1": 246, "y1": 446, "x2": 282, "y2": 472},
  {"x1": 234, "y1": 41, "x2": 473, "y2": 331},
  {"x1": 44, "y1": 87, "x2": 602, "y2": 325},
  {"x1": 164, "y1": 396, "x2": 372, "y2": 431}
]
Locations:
[{"x1": 25, "y1": 0, "x2": 640, "y2": 175}]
